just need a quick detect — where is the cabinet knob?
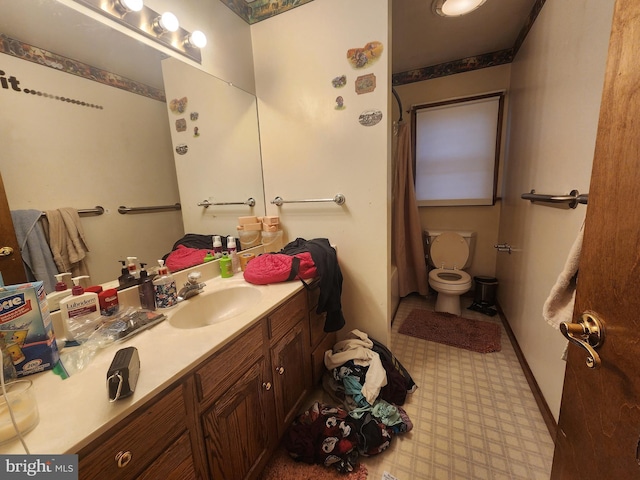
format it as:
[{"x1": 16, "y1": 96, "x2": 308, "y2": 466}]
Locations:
[
  {"x1": 262, "y1": 382, "x2": 272, "y2": 390},
  {"x1": 276, "y1": 366, "x2": 285, "y2": 375},
  {"x1": 115, "y1": 451, "x2": 132, "y2": 468}
]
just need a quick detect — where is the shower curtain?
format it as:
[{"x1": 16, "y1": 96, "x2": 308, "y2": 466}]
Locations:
[{"x1": 392, "y1": 121, "x2": 429, "y2": 297}]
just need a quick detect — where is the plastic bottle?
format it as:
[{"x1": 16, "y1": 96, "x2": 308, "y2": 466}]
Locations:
[
  {"x1": 138, "y1": 263, "x2": 156, "y2": 311},
  {"x1": 153, "y1": 260, "x2": 177, "y2": 308},
  {"x1": 203, "y1": 251, "x2": 215, "y2": 262},
  {"x1": 227, "y1": 236, "x2": 241, "y2": 273},
  {"x1": 219, "y1": 252, "x2": 233, "y2": 278},
  {"x1": 212, "y1": 236, "x2": 223, "y2": 259},
  {"x1": 59, "y1": 276, "x2": 101, "y2": 341},
  {"x1": 118, "y1": 260, "x2": 136, "y2": 287},
  {"x1": 127, "y1": 256, "x2": 139, "y2": 279},
  {"x1": 98, "y1": 288, "x2": 120, "y2": 316},
  {"x1": 45, "y1": 273, "x2": 73, "y2": 311}
]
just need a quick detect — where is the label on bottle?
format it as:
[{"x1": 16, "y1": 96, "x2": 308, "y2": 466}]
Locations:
[{"x1": 154, "y1": 281, "x2": 177, "y2": 308}]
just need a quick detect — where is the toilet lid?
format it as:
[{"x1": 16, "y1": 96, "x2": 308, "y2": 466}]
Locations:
[{"x1": 430, "y1": 232, "x2": 469, "y2": 269}]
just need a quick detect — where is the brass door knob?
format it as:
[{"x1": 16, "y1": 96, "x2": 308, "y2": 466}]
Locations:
[
  {"x1": 560, "y1": 312, "x2": 605, "y2": 368},
  {"x1": 0, "y1": 246, "x2": 14, "y2": 257}
]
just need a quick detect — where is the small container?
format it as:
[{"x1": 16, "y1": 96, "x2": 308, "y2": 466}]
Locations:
[
  {"x1": 99, "y1": 288, "x2": 120, "y2": 316},
  {"x1": 203, "y1": 251, "x2": 215, "y2": 263},
  {"x1": 212, "y1": 236, "x2": 223, "y2": 259},
  {"x1": 219, "y1": 252, "x2": 233, "y2": 278},
  {"x1": 0, "y1": 380, "x2": 40, "y2": 445},
  {"x1": 237, "y1": 228, "x2": 261, "y2": 249},
  {"x1": 153, "y1": 260, "x2": 178, "y2": 308},
  {"x1": 227, "y1": 236, "x2": 241, "y2": 273},
  {"x1": 261, "y1": 230, "x2": 284, "y2": 253}
]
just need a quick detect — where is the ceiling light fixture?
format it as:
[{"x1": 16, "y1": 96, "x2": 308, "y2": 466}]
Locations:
[
  {"x1": 153, "y1": 11, "x2": 180, "y2": 34},
  {"x1": 433, "y1": 0, "x2": 488, "y2": 17},
  {"x1": 185, "y1": 30, "x2": 207, "y2": 49}
]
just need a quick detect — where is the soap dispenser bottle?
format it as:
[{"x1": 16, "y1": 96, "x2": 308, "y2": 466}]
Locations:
[
  {"x1": 127, "y1": 256, "x2": 139, "y2": 279},
  {"x1": 118, "y1": 260, "x2": 136, "y2": 287},
  {"x1": 45, "y1": 273, "x2": 73, "y2": 311},
  {"x1": 152, "y1": 260, "x2": 177, "y2": 309},
  {"x1": 59, "y1": 276, "x2": 101, "y2": 341},
  {"x1": 212, "y1": 236, "x2": 223, "y2": 259},
  {"x1": 138, "y1": 263, "x2": 156, "y2": 311},
  {"x1": 227, "y1": 236, "x2": 240, "y2": 273}
]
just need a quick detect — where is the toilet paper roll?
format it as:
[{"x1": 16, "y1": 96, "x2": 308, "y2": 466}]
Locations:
[{"x1": 240, "y1": 253, "x2": 255, "y2": 271}]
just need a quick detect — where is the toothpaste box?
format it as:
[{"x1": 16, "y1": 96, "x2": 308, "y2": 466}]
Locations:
[{"x1": 0, "y1": 281, "x2": 60, "y2": 377}]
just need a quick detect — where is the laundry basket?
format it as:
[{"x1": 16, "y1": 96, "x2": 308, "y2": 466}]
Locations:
[{"x1": 473, "y1": 276, "x2": 498, "y2": 306}]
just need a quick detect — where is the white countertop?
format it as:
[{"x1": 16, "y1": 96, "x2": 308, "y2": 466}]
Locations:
[{"x1": 0, "y1": 270, "x2": 304, "y2": 455}]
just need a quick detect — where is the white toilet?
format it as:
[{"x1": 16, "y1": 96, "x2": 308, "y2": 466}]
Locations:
[{"x1": 426, "y1": 230, "x2": 476, "y2": 316}]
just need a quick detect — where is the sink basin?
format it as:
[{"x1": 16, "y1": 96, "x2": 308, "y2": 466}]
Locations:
[{"x1": 168, "y1": 285, "x2": 262, "y2": 329}]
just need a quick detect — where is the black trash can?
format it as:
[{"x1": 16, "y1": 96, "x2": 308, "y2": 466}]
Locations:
[{"x1": 473, "y1": 276, "x2": 498, "y2": 306}]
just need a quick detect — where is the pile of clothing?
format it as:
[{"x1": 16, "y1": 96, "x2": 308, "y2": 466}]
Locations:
[{"x1": 283, "y1": 330, "x2": 416, "y2": 473}]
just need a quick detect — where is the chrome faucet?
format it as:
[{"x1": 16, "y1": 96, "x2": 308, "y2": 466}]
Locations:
[{"x1": 177, "y1": 271, "x2": 206, "y2": 302}]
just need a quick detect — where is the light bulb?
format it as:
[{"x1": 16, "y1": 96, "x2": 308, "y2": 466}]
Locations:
[
  {"x1": 186, "y1": 30, "x2": 207, "y2": 49},
  {"x1": 434, "y1": 0, "x2": 487, "y2": 17},
  {"x1": 119, "y1": 0, "x2": 143, "y2": 12},
  {"x1": 157, "y1": 12, "x2": 179, "y2": 33}
]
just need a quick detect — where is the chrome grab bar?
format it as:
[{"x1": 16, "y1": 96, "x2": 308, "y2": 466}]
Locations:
[
  {"x1": 118, "y1": 203, "x2": 181, "y2": 214},
  {"x1": 521, "y1": 189, "x2": 589, "y2": 209},
  {"x1": 41, "y1": 206, "x2": 105, "y2": 217},
  {"x1": 198, "y1": 198, "x2": 256, "y2": 208},
  {"x1": 271, "y1": 194, "x2": 346, "y2": 206}
]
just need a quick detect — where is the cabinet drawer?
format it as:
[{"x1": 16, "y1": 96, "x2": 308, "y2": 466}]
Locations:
[
  {"x1": 78, "y1": 384, "x2": 187, "y2": 480},
  {"x1": 311, "y1": 331, "x2": 336, "y2": 386},
  {"x1": 136, "y1": 432, "x2": 197, "y2": 480},
  {"x1": 268, "y1": 291, "x2": 307, "y2": 342},
  {"x1": 195, "y1": 322, "x2": 263, "y2": 404}
]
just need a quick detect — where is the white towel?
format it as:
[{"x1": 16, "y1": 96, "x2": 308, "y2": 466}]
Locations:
[
  {"x1": 543, "y1": 225, "x2": 584, "y2": 360},
  {"x1": 543, "y1": 225, "x2": 584, "y2": 329}
]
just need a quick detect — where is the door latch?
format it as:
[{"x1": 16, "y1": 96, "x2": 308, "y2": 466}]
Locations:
[{"x1": 560, "y1": 312, "x2": 605, "y2": 368}]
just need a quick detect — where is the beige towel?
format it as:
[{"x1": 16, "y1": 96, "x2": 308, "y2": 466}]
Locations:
[
  {"x1": 543, "y1": 225, "x2": 584, "y2": 361},
  {"x1": 44, "y1": 208, "x2": 90, "y2": 278},
  {"x1": 543, "y1": 225, "x2": 584, "y2": 329}
]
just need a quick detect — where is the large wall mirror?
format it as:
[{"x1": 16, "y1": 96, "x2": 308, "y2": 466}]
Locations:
[{"x1": 0, "y1": 0, "x2": 266, "y2": 292}]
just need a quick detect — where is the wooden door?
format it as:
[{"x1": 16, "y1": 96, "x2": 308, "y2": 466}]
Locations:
[
  {"x1": 0, "y1": 172, "x2": 26, "y2": 285},
  {"x1": 551, "y1": 0, "x2": 640, "y2": 477}
]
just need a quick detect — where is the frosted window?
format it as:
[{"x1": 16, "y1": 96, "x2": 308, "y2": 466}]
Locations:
[{"x1": 414, "y1": 93, "x2": 503, "y2": 206}]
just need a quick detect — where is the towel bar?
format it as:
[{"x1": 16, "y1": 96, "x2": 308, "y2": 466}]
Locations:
[
  {"x1": 521, "y1": 189, "x2": 588, "y2": 209},
  {"x1": 118, "y1": 203, "x2": 181, "y2": 214},
  {"x1": 198, "y1": 198, "x2": 256, "y2": 208},
  {"x1": 271, "y1": 194, "x2": 346, "y2": 206}
]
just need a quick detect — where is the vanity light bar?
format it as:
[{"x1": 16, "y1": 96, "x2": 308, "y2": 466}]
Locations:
[{"x1": 72, "y1": 0, "x2": 203, "y2": 63}]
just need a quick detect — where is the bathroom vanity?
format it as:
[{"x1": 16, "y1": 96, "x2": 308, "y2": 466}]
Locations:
[{"x1": 0, "y1": 270, "x2": 336, "y2": 480}]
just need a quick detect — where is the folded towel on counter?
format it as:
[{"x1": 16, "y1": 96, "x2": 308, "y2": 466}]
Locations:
[
  {"x1": 10, "y1": 209, "x2": 58, "y2": 293},
  {"x1": 543, "y1": 224, "x2": 584, "y2": 360}
]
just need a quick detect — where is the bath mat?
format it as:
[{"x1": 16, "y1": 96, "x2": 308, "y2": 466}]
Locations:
[
  {"x1": 398, "y1": 309, "x2": 501, "y2": 353},
  {"x1": 259, "y1": 445, "x2": 368, "y2": 480}
]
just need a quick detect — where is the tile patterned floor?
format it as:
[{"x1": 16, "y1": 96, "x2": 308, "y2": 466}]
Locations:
[{"x1": 358, "y1": 294, "x2": 555, "y2": 480}]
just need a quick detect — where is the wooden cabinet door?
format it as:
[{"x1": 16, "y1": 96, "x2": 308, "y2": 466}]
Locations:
[
  {"x1": 270, "y1": 321, "x2": 311, "y2": 437},
  {"x1": 201, "y1": 357, "x2": 275, "y2": 480}
]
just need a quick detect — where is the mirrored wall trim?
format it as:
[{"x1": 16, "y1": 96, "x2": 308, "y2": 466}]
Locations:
[
  {"x1": 72, "y1": 0, "x2": 202, "y2": 64},
  {"x1": 118, "y1": 203, "x2": 182, "y2": 214},
  {"x1": 0, "y1": 34, "x2": 166, "y2": 102}
]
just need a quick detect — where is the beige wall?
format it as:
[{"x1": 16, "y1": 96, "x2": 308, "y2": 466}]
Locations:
[
  {"x1": 394, "y1": 65, "x2": 511, "y2": 280},
  {"x1": 251, "y1": 0, "x2": 392, "y2": 344},
  {"x1": 497, "y1": 0, "x2": 614, "y2": 420}
]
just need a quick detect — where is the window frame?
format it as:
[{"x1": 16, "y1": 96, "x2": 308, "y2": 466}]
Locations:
[{"x1": 411, "y1": 92, "x2": 505, "y2": 207}]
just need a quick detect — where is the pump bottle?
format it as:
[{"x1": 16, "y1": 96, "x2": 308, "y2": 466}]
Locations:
[
  {"x1": 59, "y1": 276, "x2": 101, "y2": 341},
  {"x1": 227, "y1": 236, "x2": 240, "y2": 273},
  {"x1": 138, "y1": 263, "x2": 156, "y2": 311},
  {"x1": 45, "y1": 272, "x2": 72, "y2": 311},
  {"x1": 152, "y1": 260, "x2": 177, "y2": 308},
  {"x1": 212, "y1": 236, "x2": 223, "y2": 259}
]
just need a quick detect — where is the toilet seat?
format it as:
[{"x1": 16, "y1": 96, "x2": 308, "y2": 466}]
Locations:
[
  {"x1": 430, "y1": 231, "x2": 469, "y2": 270},
  {"x1": 429, "y1": 268, "x2": 471, "y2": 286}
]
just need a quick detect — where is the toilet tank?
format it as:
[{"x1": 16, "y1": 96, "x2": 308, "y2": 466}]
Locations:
[{"x1": 424, "y1": 230, "x2": 477, "y2": 269}]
